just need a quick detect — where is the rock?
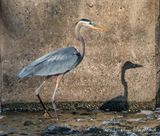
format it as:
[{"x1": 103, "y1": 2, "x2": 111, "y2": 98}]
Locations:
[
  {"x1": 8, "y1": 128, "x2": 16, "y2": 134},
  {"x1": 76, "y1": 116, "x2": 92, "y2": 122},
  {"x1": 84, "y1": 127, "x2": 139, "y2": 136},
  {"x1": 157, "y1": 115, "x2": 160, "y2": 121},
  {"x1": 126, "y1": 118, "x2": 145, "y2": 122},
  {"x1": 138, "y1": 110, "x2": 154, "y2": 115},
  {"x1": 137, "y1": 110, "x2": 156, "y2": 120},
  {"x1": 142, "y1": 127, "x2": 153, "y2": 133},
  {"x1": 23, "y1": 121, "x2": 34, "y2": 126},
  {"x1": 0, "y1": 132, "x2": 7, "y2": 136},
  {"x1": 0, "y1": 134, "x2": 7, "y2": 136},
  {"x1": 42, "y1": 125, "x2": 80, "y2": 135},
  {"x1": 79, "y1": 112, "x2": 91, "y2": 116},
  {"x1": 156, "y1": 125, "x2": 160, "y2": 131},
  {"x1": 19, "y1": 132, "x2": 29, "y2": 135},
  {"x1": 155, "y1": 108, "x2": 160, "y2": 113},
  {"x1": 71, "y1": 111, "x2": 79, "y2": 115},
  {"x1": 84, "y1": 127, "x2": 104, "y2": 134},
  {"x1": 102, "y1": 119, "x2": 121, "y2": 126},
  {"x1": 146, "y1": 114, "x2": 156, "y2": 120},
  {"x1": 126, "y1": 131, "x2": 138, "y2": 136},
  {"x1": 0, "y1": 116, "x2": 5, "y2": 120}
]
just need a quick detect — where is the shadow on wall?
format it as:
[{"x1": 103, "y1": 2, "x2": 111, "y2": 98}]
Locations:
[
  {"x1": 155, "y1": 15, "x2": 160, "y2": 107},
  {"x1": 100, "y1": 61, "x2": 143, "y2": 112}
]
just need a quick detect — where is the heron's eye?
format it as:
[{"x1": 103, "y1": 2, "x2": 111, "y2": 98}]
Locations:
[{"x1": 89, "y1": 22, "x2": 96, "y2": 26}]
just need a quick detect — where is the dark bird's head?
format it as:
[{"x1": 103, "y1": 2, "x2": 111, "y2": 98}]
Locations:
[
  {"x1": 122, "y1": 61, "x2": 143, "y2": 70},
  {"x1": 76, "y1": 18, "x2": 106, "y2": 32}
]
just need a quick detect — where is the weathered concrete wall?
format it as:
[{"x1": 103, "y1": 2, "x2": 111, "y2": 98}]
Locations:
[
  {"x1": 0, "y1": 0, "x2": 159, "y2": 110},
  {"x1": 156, "y1": 2, "x2": 160, "y2": 107}
]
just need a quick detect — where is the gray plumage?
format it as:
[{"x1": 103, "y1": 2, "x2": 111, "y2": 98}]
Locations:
[{"x1": 18, "y1": 47, "x2": 82, "y2": 78}]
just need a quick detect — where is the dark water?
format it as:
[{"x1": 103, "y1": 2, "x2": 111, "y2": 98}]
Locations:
[{"x1": 0, "y1": 110, "x2": 160, "y2": 136}]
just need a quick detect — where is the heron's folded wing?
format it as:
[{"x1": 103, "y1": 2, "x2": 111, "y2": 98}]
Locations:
[{"x1": 18, "y1": 47, "x2": 80, "y2": 78}]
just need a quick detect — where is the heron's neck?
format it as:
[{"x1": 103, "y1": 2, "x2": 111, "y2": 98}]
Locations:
[{"x1": 75, "y1": 23, "x2": 85, "y2": 58}]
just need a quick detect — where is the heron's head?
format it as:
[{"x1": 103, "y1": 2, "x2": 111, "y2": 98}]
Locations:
[{"x1": 76, "y1": 18, "x2": 106, "y2": 32}]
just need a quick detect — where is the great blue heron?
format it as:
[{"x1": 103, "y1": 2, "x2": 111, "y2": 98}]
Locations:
[{"x1": 18, "y1": 18, "x2": 105, "y2": 120}]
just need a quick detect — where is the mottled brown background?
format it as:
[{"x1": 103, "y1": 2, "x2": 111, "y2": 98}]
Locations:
[{"x1": 0, "y1": 0, "x2": 160, "y2": 110}]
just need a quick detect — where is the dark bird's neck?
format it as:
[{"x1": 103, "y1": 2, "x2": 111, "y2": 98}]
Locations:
[
  {"x1": 75, "y1": 22, "x2": 85, "y2": 58},
  {"x1": 121, "y1": 68, "x2": 128, "y2": 99}
]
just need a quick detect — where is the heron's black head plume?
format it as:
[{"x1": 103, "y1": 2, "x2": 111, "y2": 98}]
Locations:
[
  {"x1": 79, "y1": 18, "x2": 91, "y2": 23},
  {"x1": 75, "y1": 18, "x2": 91, "y2": 25}
]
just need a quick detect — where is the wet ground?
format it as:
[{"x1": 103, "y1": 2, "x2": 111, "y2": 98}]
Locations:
[{"x1": 0, "y1": 109, "x2": 160, "y2": 136}]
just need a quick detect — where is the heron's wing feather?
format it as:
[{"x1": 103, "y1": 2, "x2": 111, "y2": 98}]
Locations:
[{"x1": 18, "y1": 47, "x2": 80, "y2": 78}]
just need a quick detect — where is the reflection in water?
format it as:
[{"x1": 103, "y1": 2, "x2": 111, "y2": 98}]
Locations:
[{"x1": 100, "y1": 61, "x2": 143, "y2": 111}]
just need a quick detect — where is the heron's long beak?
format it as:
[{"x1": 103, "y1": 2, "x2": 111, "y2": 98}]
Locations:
[{"x1": 91, "y1": 25, "x2": 106, "y2": 32}]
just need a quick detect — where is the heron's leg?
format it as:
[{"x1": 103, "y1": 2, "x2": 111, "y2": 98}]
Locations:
[
  {"x1": 34, "y1": 81, "x2": 46, "y2": 96},
  {"x1": 51, "y1": 75, "x2": 64, "y2": 120},
  {"x1": 34, "y1": 80, "x2": 53, "y2": 118}
]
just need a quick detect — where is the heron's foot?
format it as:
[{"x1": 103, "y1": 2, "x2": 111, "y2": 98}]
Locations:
[
  {"x1": 43, "y1": 110, "x2": 54, "y2": 119},
  {"x1": 53, "y1": 110, "x2": 59, "y2": 121},
  {"x1": 55, "y1": 114, "x2": 59, "y2": 121},
  {"x1": 43, "y1": 111, "x2": 50, "y2": 119},
  {"x1": 51, "y1": 101, "x2": 60, "y2": 120}
]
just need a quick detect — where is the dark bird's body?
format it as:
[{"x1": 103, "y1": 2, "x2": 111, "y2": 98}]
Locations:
[{"x1": 18, "y1": 18, "x2": 104, "y2": 119}]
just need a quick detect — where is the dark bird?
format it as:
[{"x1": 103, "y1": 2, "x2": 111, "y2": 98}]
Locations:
[
  {"x1": 100, "y1": 61, "x2": 143, "y2": 112},
  {"x1": 18, "y1": 19, "x2": 105, "y2": 120}
]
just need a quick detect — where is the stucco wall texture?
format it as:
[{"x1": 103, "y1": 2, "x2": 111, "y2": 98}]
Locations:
[{"x1": 0, "y1": 0, "x2": 160, "y2": 110}]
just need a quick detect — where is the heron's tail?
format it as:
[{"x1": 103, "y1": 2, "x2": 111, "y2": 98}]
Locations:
[{"x1": 17, "y1": 67, "x2": 31, "y2": 78}]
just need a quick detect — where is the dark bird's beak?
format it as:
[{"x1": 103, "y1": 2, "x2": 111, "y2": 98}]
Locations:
[{"x1": 133, "y1": 63, "x2": 143, "y2": 68}]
